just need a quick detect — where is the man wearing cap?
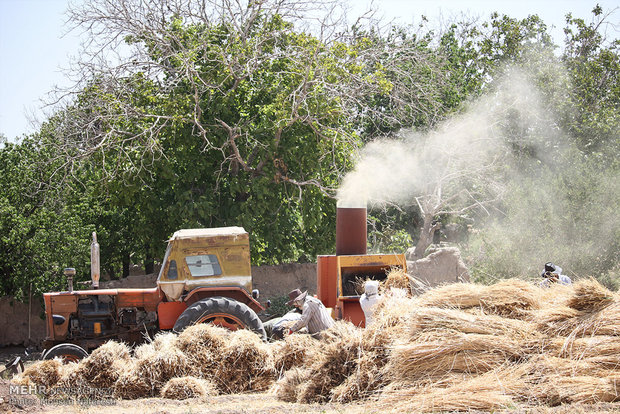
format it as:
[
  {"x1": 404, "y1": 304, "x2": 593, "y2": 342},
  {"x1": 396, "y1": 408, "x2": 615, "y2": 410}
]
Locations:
[
  {"x1": 287, "y1": 288, "x2": 334, "y2": 338},
  {"x1": 540, "y1": 262, "x2": 572, "y2": 287}
]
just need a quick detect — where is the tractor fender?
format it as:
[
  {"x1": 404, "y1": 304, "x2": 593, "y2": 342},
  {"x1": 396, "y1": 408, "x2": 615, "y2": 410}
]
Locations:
[{"x1": 183, "y1": 286, "x2": 264, "y2": 313}]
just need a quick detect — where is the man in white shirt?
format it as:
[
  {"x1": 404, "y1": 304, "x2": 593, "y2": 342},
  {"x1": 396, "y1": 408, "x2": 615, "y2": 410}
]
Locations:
[
  {"x1": 360, "y1": 280, "x2": 381, "y2": 326},
  {"x1": 540, "y1": 262, "x2": 572, "y2": 287}
]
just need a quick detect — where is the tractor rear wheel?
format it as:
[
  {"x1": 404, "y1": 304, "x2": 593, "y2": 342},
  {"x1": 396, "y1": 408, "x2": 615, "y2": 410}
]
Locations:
[
  {"x1": 173, "y1": 296, "x2": 266, "y2": 341},
  {"x1": 42, "y1": 343, "x2": 89, "y2": 363}
]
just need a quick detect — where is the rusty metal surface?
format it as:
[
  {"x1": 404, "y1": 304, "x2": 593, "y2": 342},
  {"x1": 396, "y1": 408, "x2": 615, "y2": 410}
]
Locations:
[{"x1": 336, "y1": 207, "x2": 367, "y2": 255}]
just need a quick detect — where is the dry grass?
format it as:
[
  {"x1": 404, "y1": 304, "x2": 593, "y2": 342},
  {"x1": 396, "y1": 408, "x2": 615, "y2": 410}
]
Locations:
[
  {"x1": 213, "y1": 329, "x2": 275, "y2": 393},
  {"x1": 16, "y1": 277, "x2": 620, "y2": 413},
  {"x1": 14, "y1": 358, "x2": 63, "y2": 388},
  {"x1": 417, "y1": 279, "x2": 541, "y2": 318},
  {"x1": 160, "y1": 376, "x2": 217, "y2": 400},
  {"x1": 567, "y1": 278, "x2": 616, "y2": 312},
  {"x1": 272, "y1": 333, "x2": 318, "y2": 373},
  {"x1": 381, "y1": 267, "x2": 412, "y2": 293}
]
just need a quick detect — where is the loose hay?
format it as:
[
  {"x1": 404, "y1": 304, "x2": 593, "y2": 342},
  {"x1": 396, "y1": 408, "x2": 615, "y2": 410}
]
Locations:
[
  {"x1": 160, "y1": 376, "x2": 217, "y2": 400},
  {"x1": 381, "y1": 267, "x2": 413, "y2": 293},
  {"x1": 214, "y1": 329, "x2": 275, "y2": 393},
  {"x1": 15, "y1": 359, "x2": 63, "y2": 388},
  {"x1": 74, "y1": 341, "x2": 130, "y2": 388},
  {"x1": 417, "y1": 279, "x2": 541, "y2": 318},
  {"x1": 567, "y1": 279, "x2": 616, "y2": 312},
  {"x1": 272, "y1": 333, "x2": 318, "y2": 373},
  {"x1": 21, "y1": 277, "x2": 620, "y2": 413},
  {"x1": 175, "y1": 324, "x2": 229, "y2": 376}
]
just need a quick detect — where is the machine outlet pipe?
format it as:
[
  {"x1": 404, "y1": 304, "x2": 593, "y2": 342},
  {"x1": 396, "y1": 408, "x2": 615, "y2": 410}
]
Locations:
[
  {"x1": 91, "y1": 232, "x2": 100, "y2": 289},
  {"x1": 336, "y1": 207, "x2": 367, "y2": 256}
]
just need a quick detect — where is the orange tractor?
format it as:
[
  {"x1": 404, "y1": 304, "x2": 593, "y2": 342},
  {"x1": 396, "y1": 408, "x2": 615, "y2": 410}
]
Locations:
[
  {"x1": 42, "y1": 227, "x2": 265, "y2": 361},
  {"x1": 42, "y1": 206, "x2": 406, "y2": 361}
]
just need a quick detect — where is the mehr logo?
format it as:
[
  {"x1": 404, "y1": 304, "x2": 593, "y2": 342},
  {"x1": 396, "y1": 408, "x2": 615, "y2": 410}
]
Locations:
[{"x1": 9, "y1": 384, "x2": 47, "y2": 395}]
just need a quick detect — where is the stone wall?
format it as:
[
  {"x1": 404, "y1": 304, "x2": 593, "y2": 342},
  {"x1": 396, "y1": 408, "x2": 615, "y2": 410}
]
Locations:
[{"x1": 0, "y1": 296, "x2": 46, "y2": 347}]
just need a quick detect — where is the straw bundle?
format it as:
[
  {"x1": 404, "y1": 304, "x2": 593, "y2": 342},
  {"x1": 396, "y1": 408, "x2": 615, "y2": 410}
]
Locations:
[
  {"x1": 567, "y1": 279, "x2": 616, "y2": 312},
  {"x1": 408, "y1": 307, "x2": 540, "y2": 341},
  {"x1": 214, "y1": 329, "x2": 275, "y2": 393},
  {"x1": 386, "y1": 331, "x2": 524, "y2": 382},
  {"x1": 113, "y1": 366, "x2": 149, "y2": 400},
  {"x1": 417, "y1": 279, "x2": 541, "y2": 318},
  {"x1": 15, "y1": 359, "x2": 63, "y2": 388},
  {"x1": 531, "y1": 375, "x2": 620, "y2": 405},
  {"x1": 272, "y1": 333, "x2": 318, "y2": 373},
  {"x1": 73, "y1": 341, "x2": 130, "y2": 388},
  {"x1": 133, "y1": 337, "x2": 191, "y2": 395},
  {"x1": 175, "y1": 324, "x2": 229, "y2": 376},
  {"x1": 160, "y1": 376, "x2": 217, "y2": 400},
  {"x1": 381, "y1": 268, "x2": 412, "y2": 293},
  {"x1": 380, "y1": 367, "x2": 523, "y2": 413},
  {"x1": 294, "y1": 321, "x2": 363, "y2": 403},
  {"x1": 329, "y1": 353, "x2": 385, "y2": 403},
  {"x1": 273, "y1": 367, "x2": 310, "y2": 402},
  {"x1": 549, "y1": 336, "x2": 620, "y2": 361},
  {"x1": 529, "y1": 306, "x2": 583, "y2": 336}
]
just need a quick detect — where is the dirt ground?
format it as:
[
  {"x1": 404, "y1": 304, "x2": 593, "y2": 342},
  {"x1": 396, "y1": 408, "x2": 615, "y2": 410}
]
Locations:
[{"x1": 3, "y1": 378, "x2": 620, "y2": 414}]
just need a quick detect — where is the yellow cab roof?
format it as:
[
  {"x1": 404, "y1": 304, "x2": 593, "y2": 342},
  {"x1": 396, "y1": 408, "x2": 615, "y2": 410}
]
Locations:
[{"x1": 169, "y1": 227, "x2": 248, "y2": 241}]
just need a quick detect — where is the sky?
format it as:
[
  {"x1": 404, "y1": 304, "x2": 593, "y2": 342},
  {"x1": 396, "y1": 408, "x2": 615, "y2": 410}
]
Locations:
[{"x1": 0, "y1": 0, "x2": 617, "y2": 142}]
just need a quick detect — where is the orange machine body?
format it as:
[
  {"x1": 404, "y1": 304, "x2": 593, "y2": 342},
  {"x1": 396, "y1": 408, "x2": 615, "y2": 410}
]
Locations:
[{"x1": 317, "y1": 253, "x2": 407, "y2": 327}]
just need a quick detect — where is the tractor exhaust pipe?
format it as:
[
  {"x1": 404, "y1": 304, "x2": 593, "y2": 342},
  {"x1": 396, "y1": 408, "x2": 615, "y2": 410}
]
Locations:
[
  {"x1": 336, "y1": 205, "x2": 367, "y2": 256},
  {"x1": 91, "y1": 232, "x2": 100, "y2": 289}
]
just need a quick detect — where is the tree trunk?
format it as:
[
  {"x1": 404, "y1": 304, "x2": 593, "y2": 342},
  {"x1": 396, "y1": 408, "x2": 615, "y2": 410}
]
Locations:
[
  {"x1": 144, "y1": 247, "x2": 154, "y2": 275},
  {"x1": 412, "y1": 213, "x2": 440, "y2": 261},
  {"x1": 122, "y1": 253, "x2": 130, "y2": 278}
]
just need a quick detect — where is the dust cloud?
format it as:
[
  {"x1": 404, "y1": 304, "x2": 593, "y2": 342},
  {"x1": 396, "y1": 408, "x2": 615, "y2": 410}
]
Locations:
[{"x1": 337, "y1": 65, "x2": 619, "y2": 281}]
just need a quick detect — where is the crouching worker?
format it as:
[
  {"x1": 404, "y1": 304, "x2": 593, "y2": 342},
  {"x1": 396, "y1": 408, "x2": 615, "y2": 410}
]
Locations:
[
  {"x1": 264, "y1": 308, "x2": 302, "y2": 340},
  {"x1": 287, "y1": 288, "x2": 334, "y2": 339},
  {"x1": 540, "y1": 262, "x2": 572, "y2": 287}
]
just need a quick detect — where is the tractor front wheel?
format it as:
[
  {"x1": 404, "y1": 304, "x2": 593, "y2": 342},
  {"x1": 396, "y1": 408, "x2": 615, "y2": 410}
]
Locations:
[
  {"x1": 173, "y1": 296, "x2": 266, "y2": 341},
  {"x1": 42, "y1": 343, "x2": 89, "y2": 363}
]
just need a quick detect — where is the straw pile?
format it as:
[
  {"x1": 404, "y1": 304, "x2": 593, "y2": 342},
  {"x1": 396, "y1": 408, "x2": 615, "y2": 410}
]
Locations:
[
  {"x1": 160, "y1": 376, "x2": 217, "y2": 400},
  {"x1": 212, "y1": 329, "x2": 275, "y2": 393},
  {"x1": 15, "y1": 277, "x2": 620, "y2": 412},
  {"x1": 381, "y1": 267, "x2": 413, "y2": 293},
  {"x1": 14, "y1": 359, "x2": 63, "y2": 388}
]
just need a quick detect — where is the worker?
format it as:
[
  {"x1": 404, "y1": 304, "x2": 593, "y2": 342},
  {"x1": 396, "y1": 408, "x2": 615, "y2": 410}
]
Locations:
[
  {"x1": 359, "y1": 280, "x2": 381, "y2": 326},
  {"x1": 264, "y1": 308, "x2": 302, "y2": 340},
  {"x1": 287, "y1": 288, "x2": 334, "y2": 338},
  {"x1": 540, "y1": 262, "x2": 572, "y2": 287}
]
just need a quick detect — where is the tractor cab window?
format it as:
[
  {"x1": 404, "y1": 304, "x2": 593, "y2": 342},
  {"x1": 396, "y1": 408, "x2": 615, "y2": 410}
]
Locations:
[
  {"x1": 186, "y1": 254, "x2": 222, "y2": 277},
  {"x1": 167, "y1": 260, "x2": 178, "y2": 280}
]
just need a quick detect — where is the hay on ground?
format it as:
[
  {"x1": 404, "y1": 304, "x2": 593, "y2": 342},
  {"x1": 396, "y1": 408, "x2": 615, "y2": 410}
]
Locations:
[
  {"x1": 567, "y1": 279, "x2": 616, "y2": 312},
  {"x1": 417, "y1": 279, "x2": 541, "y2": 318},
  {"x1": 175, "y1": 324, "x2": 229, "y2": 376},
  {"x1": 272, "y1": 333, "x2": 319, "y2": 373},
  {"x1": 386, "y1": 331, "x2": 524, "y2": 382},
  {"x1": 112, "y1": 365, "x2": 149, "y2": 400},
  {"x1": 73, "y1": 340, "x2": 130, "y2": 388},
  {"x1": 160, "y1": 376, "x2": 217, "y2": 400},
  {"x1": 272, "y1": 367, "x2": 310, "y2": 403},
  {"x1": 214, "y1": 329, "x2": 275, "y2": 393},
  {"x1": 133, "y1": 336, "x2": 191, "y2": 395},
  {"x1": 14, "y1": 359, "x2": 63, "y2": 388}
]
